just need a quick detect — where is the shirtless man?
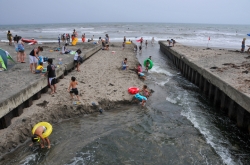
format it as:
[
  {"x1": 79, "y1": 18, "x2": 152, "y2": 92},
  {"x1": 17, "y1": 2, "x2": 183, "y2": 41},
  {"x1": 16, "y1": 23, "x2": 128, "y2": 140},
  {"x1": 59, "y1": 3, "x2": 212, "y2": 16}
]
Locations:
[
  {"x1": 30, "y1": 126, "x2": 51, "y2": 148},
  {"x1": 68, "y1": 76, "x2": 80, "y2": 100}
]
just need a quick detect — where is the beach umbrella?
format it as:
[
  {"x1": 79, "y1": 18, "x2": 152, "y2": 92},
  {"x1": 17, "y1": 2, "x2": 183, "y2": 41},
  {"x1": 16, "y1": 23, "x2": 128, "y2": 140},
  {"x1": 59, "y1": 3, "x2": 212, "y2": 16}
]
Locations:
[{"x1": 247, "y1": 34, "x2": 250, "y2": 36}]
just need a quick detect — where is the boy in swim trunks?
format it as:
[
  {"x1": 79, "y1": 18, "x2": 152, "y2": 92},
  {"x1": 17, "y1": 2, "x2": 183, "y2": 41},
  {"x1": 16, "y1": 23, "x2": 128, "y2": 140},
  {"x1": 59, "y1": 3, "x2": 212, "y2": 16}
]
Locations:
[
  {"x1": 68, "y1": 76, "x2": 80, "y2": 100},
  {"x1": 134, "y1": 93, "x2": 147, "y2": 107},
  {"x1": 30, "y1": 125, "x2": 51, "y2": 149}
]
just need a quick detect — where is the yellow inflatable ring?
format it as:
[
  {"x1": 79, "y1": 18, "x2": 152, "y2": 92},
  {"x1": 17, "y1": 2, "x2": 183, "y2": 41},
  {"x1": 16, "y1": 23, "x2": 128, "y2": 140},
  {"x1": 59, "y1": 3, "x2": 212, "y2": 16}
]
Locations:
[
  {"x1": 32, "y1": 122, "x2": 53, "y2": 138},
  {"x1": 126, "y1": 41, "x2": 131, "y2": 44}
]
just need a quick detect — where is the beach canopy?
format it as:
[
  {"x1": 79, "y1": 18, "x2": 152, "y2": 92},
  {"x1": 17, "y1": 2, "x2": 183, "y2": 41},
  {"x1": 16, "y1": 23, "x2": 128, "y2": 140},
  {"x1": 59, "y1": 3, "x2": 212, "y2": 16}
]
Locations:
[{"x1": 0, "y1": 48, "x2": 15, "y2": 70}]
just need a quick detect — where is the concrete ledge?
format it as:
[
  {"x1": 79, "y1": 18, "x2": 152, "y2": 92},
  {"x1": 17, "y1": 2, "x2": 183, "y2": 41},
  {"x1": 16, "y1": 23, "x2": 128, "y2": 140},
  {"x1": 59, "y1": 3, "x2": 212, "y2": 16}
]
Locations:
[
  {"x1": 159, "y1": 41, "x2": 250, "y2": 132},
  {"x1": 159, "y1": 41, "x2": 250, "y2": 114},
  {"x1": 0, "y1": 44, "x2": 101, "y2": 122}
]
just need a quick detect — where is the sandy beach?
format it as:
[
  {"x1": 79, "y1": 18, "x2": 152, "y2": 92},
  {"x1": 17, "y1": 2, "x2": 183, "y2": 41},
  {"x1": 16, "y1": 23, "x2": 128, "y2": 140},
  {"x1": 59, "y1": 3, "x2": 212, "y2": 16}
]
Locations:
[{"x1": 0, "y1": 42, "x2": 144, "y2": 156}]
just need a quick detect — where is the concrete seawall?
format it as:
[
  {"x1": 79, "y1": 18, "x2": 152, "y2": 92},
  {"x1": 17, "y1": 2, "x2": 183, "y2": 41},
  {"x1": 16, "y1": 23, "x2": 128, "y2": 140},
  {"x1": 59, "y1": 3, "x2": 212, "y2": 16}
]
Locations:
[
  {"x1": 0, "y1": 44, "x2": 101, "y2": 129},
  {"x1": 159, "y1": 41, "x2": 250, "y2": 133}
]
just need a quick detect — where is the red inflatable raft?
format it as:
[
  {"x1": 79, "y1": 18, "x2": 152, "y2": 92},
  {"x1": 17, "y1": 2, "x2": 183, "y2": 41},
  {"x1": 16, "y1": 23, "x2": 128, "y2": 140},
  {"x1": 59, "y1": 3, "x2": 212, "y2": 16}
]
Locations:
[
  {"x1": 128, "y1": 87, "x2": 140, "y2": 94},
  {"x1": 21, "y1": 38, "x2": 37, "y2": 45}
]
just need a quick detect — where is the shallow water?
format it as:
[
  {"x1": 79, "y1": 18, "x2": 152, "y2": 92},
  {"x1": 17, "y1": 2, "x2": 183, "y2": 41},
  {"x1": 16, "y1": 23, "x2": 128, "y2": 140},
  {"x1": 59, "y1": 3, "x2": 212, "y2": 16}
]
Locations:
[{"x1": 1, "y1": 44, "x2": 250, "y2": 165}]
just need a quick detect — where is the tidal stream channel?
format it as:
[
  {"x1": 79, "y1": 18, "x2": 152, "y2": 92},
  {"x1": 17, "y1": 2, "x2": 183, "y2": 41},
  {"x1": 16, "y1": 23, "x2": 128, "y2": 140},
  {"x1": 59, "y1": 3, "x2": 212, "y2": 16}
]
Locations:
[{"x1": 1, "y1": 44, "x2": 250, "y2": 165}]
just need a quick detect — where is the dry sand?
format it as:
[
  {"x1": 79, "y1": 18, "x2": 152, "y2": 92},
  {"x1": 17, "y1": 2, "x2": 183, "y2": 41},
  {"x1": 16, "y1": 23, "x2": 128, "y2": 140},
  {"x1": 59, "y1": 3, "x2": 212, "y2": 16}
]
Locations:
[
  {"x1": 0, "y1": 42, "x2": 144, "y2": 156},
  {"x1": 170, "y1": 43, "x2": 250, "y2": 96}
]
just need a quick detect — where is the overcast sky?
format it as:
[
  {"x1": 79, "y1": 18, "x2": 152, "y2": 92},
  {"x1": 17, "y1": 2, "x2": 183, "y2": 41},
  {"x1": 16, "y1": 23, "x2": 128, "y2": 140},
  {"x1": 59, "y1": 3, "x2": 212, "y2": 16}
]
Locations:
[{"x1": 1, "y1": 0, "x2": 249, "y2": 25}]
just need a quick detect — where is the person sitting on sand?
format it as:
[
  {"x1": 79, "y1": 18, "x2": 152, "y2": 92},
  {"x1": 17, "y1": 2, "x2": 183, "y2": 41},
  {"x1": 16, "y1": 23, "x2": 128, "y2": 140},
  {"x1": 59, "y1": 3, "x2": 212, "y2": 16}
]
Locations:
[
  {"x1": 102, "y1": 42, "x2": 109, "y2": 50},
  {"x1": 61, "y1": 43, "x2": 70, "y2": 54},
  {"x1": 30, "y1": 125, "x2": 51, "y2": 149},
  {"x1": 68, "y1": 76, "x2": 80, "y2": 100},
  {"x1": 135, "y1": 63, "x2": 142, "y2": 73},
  {"x1": 247, "y1": 45, "x2": 250, "y2": 54},
  {"x1": 133, "y1": 93, "x2": 147, "y2": 107},
  {"x1": 35, "y1": 62, "x2": 43, "y2": 74},
  {"x1": 140, "y1": 85, "x2": 151, "y2": 98},
  {"x1": 43, "y1": 58, "x2": 57, "y2": 94},
  {"x1": 138, "y1": 72, "x2": 146, "y2": 80},
  {"x1": 122, "y1": 58, "x2": 128, "y2": 70},
  {"x1": 241, "y1": 38, "x2": 246, "y2": 53}
]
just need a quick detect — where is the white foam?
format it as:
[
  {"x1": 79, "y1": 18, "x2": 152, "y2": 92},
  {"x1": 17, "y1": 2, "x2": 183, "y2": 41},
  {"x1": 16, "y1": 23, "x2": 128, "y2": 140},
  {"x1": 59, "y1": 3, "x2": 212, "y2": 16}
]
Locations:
[
  {"x1": 166, "y1": 97, "x2": 177, "y2": 104},
  {"x1": 150, "y1": 65, "x2": 173, "y2": 76},
  {"x1": 80, "y1": 27, "x2": 94, "y2": 30},
  {"x1": 19, "y1": 153, "x2": 38, "y2": 165},
  {"x1": 156, "y1": 79, "x2": 170, "y2": 86},
  {"x1": 178, "y1": 91, "x2": 237, "y2": 165}
]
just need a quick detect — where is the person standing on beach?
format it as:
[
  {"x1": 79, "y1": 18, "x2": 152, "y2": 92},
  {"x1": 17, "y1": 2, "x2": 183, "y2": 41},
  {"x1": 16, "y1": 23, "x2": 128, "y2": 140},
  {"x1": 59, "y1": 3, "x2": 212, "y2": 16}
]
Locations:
[
  {"x1": 151, "y1": 37, "x2": 155, "y2": 45},
  {"x1": 68, "y1": 76, "x2": 80, "y2": 100},
  {"x1": 17, "y1": 36, "x2": 26, "y2": 63},
  {"x1": 145, "y1": 40, "x2": 148, "y2": 48},
  {"x1": 44, "y1": 58, "x2": 57, "y2": 94},
  {"x1": 82, "y1": 33, "x2": 85, "y2": 42},
  {"x1": 58, "y1": 34, "x2": 61, "y2": 47},
  {"x1": 122, "y1": 42, "x2": 125, "y2": 50},
  {"x1": 241, "y1": 38, "x2": 246, "y2": 52},
  {"x1": 124, "y1": 36, "x2": 126, "y2": 42},
  {"x1": 7, "y1": 30, "x2": 13, "y2": 46},
  {"x1": 14, "y1": 35, "x2": 20, "y2": 62},
  {"x1": 140, "y1": 37, "x2": 143, "y2": 46},
  {"x1": 74, "y1": 49, "x2": 82, "y2": 72},
  {"x1": 139, "y1": 45, "x2": 142, "y2": 54},
  {"x1": 29, "y1": 46, "x2": 43, "y2": 73},
  {"x1": 105, "y1": 34, "x2": 109, "y2": 44},
  {"x1": 66, "y1": 34, "x2": 70, "y2": 43},
  {"x1": 73, "y1": 29, "x2": 78, "y2": 37},
  {"x1": 171, "y1": 39, "x2": 176, "y2": 47}
]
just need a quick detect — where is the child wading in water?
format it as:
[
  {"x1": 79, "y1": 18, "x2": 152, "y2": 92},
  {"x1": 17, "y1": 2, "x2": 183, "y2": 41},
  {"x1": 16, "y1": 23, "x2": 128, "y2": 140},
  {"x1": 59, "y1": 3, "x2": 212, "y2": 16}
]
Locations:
[{"x1": 68, "y1": 76, "x2": 80, "y2": 100}]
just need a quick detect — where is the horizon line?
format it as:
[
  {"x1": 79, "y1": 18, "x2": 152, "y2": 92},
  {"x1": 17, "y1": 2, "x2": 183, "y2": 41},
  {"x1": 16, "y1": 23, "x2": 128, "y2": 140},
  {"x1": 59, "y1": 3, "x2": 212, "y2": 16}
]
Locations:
[{"x1": 1, "y1": 22, "x2": 250, "y2": 26}]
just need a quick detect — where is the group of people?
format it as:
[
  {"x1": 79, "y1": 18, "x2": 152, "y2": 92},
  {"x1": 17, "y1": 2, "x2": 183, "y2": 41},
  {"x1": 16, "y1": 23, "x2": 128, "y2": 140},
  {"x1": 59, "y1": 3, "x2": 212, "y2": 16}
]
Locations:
[{"x1": 167, "y1": 39, "x2": 176, "y2": 47}]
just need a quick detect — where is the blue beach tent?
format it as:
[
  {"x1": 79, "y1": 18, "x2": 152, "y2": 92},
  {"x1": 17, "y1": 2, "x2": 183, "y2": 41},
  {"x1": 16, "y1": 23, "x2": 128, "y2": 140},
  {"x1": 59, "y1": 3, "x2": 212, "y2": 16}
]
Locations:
[
  {"x1": 0, "y1": 48, "x2": 15, "y2": 70},
  {"x1": 247, "y1": 34, "x2": 250, "y2": 36}
]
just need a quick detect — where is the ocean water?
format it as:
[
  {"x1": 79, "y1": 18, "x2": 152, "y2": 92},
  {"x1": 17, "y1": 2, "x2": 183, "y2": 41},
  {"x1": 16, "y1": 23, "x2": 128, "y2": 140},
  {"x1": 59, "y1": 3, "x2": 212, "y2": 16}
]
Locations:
[
  {"x1": 0, "y1": 23, "x2": 249, "y2": 49},
  {"x1": 1, "y1": 23, "x2": 250, "y2": 165}
]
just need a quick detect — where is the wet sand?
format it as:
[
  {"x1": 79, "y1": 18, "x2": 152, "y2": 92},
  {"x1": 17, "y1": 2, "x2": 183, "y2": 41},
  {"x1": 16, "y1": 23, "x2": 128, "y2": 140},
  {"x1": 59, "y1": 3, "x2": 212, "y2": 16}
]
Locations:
[{"x1": 0, "y1": 42, "x2": 144, "y2": 157}]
